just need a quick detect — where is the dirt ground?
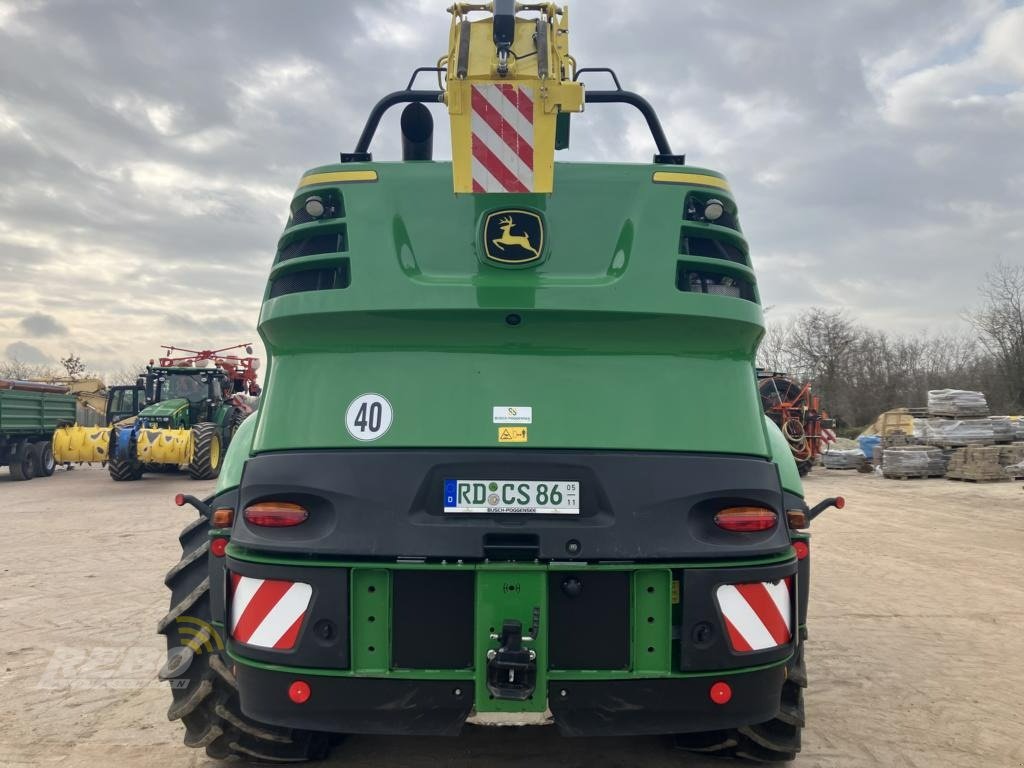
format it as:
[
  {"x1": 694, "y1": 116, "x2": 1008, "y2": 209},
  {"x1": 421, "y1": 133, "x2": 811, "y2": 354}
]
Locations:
[{"x1": 1, "y1": 465, "x2": 1022, "y2": 768}]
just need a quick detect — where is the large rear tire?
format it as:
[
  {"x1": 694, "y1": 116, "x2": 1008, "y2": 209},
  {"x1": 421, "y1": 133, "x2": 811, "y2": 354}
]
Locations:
[
  {"x1": 674, "y1": 642, "x2": 806, "y2": 762},
  {"x1": 189, "y1": 423, "x2": 222, "y2": 481},
  {"x1": 33, "y1": 441, "x2": 56, "y2": 477},
  {"x1": 158, "y1": 510, "x2": 331, "y2": 760},
  {"x1": 10, "y1": 441, "x2": 37, "y2": 481}
]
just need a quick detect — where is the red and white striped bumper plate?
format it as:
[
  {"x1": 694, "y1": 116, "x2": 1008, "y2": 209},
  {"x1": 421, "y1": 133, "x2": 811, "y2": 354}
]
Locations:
[
  {"x1": 471, "y1": 84, "x2": 534, "y2": 193},
  {"x1": 716, "y1": 578, "x2": 793, "y2": 652},
  {"x1": 229, "y1": 573, "x2": 312, "y2": 650}
]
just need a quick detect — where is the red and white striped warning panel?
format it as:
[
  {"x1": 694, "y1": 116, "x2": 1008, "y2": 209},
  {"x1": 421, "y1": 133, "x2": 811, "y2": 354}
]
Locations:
[
  {"x1": 471, "y1": 83, "x2": 535, "y2": 193},
  {"x1": 229, "y1": 573, "x2": 312, "y2": 650},
  {"x1": 822, "y1": 428, "x2": 837, "y2": 444},
  {"x1": 716, "y1": 578, "x2": 792, "y2": 652}
]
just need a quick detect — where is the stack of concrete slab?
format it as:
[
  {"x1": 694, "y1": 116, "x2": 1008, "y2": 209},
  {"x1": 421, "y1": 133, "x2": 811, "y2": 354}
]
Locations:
[
  {"x1": 999, "y1": 444, "x2": 1024, "y2": 472},
  {"x1": 927, "y1": 390, "x2": 989, "y2": 417},
  {"x1": 919, "y1": 418, "x2": 995, "y2": 447},
  {"x1": 823, "y1": 449, "x2": 866, "y2": 470},
  {"x1": 946, "y1": 445, "x2": 1024, "y2": 482},
  {"x1": 882, "y1": 445, "x2": 947, "y2": 479},
  {"x1": 989, "y1": 416, "x2": 1014, "y2": 443}
]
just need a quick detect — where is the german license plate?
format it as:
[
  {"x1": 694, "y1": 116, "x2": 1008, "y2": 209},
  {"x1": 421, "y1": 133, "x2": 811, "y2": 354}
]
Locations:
[{"x1": 443, "y1": 480, "x2": 580, "y2": 515}]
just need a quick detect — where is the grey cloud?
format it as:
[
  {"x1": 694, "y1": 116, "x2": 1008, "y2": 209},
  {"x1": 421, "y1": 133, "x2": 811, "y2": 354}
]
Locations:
[
  {"x1": 18, "y1": 312, "x2": 68, "y2": 337},
  {"x1": 0, "y1": 0, "x2": 1021, "y2": 369},
  {"x1": 4, "y1": 340, "x2": 53, "y2": 364}
]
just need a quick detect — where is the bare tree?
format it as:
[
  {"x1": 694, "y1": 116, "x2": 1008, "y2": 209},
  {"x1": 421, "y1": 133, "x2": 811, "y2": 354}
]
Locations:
[
  {"x1": 756, "y1": 319, "x2": 795, "y2": 373},
  {"x1": 104, "y1": 363, "x2": 150, "y2": 386},
  {"x1": 0, "y1": 359, "x2": 59, "y2": 381},
  {"x1": 60, "y1": 353, "x2": 88, "y2": 380},
  {"x1": 969, "y1": 260, "x2": 1024, "y2": 410}
]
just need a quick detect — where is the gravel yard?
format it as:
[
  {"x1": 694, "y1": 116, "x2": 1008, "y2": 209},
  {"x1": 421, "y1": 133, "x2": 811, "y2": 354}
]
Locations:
[{"x1": 1, "y1": 466, "x2": 1022, "y2": 767}]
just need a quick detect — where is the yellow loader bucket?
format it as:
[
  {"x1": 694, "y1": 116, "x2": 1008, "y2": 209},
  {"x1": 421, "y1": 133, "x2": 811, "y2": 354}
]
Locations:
[
  {"x1": 136, "y1": 428, "x2": 193, "y2": 466},
  {"x1": 52, "y1": 425, "x2": 111, "y2": 464}
]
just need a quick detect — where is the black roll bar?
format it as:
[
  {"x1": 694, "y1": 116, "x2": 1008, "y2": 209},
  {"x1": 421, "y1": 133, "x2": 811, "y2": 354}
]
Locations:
[{"x1": 343, "y1": 67, "x2": 684, "y2": 164}]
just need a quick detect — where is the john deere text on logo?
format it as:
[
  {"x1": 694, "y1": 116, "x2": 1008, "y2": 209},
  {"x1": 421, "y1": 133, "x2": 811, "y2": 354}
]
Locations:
[{"x1": 483, "y1": 209, "x2": 544, "y2": 265}]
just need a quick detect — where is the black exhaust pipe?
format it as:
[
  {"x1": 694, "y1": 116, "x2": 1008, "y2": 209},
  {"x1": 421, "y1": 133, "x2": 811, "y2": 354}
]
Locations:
[{"x1": 400, "y1": 102, "x2": 434, "y2": 161}]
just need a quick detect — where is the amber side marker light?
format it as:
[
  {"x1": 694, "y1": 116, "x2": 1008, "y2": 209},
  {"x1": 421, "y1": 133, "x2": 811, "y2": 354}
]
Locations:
[
  {"x1": 212, "y1": 508, "x2": 234, "y2": 528},
  {"x1": 786, "y1": 509, "x2": 808, "y2": 529},
  {"x1": 714, "y1": 507, "x2": 777, "y2": 532},
  {"x1": 244, "y1": 502, "x2": 309, "y2": 527}
]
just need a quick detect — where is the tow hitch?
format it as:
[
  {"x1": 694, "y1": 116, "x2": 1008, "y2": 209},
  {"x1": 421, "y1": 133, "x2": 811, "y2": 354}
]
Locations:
[{"x1": 486, "y1": 610, "x2": 539, "y2": 701}]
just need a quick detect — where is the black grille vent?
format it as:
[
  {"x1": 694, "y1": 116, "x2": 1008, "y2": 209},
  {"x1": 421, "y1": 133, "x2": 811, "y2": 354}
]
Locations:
[
  {"x1": 679, "y1": 233, "x2": 747, "y2": 265},
  {"x1": 269, "y1": 261, "x2": 350, "y2": 298},
  {"x1": 276, "y1": 229, "x2": 347, "y2": 264},
  {"x1": 676, "y1": 264, "x2": 755, "y2": 302}
]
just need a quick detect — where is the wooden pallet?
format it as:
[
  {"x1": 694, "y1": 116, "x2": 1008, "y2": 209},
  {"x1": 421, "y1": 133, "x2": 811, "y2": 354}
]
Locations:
[
  {"x1": 946, "y1": 475, "x2": 1008, "y2": 483},
  {"x1": 883, "y1": 473, "x2": 945, "y2": 480}
]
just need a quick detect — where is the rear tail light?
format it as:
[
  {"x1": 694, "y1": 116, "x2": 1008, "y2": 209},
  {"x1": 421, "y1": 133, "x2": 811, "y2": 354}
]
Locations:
[
  {"x1": 244, "y1": 502, "x2": 309, "y2": 527},
  {"x1": 714, "y1": 506, "x2": 777, "y2": 532}
]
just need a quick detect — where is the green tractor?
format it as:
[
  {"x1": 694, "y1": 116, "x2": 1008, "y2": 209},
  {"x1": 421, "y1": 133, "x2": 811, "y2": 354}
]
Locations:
[
  {"x1": 54, "y1": 345, "x2": 261, "y2": 481},
  {"x1": 159, "y1": 4, "x2": 842, "y2": 762}
]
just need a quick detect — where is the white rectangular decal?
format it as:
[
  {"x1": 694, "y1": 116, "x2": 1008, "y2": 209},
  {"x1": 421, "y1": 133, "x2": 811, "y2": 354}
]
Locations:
[{"x1": 493, "y1": 406, "x2": 532, "y2": 424}]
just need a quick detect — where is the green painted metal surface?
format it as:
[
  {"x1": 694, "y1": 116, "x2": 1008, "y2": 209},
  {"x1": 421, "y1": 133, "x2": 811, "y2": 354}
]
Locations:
[
  {"x1": 251, "y1": 161, "x2": 772, "y2": 458},
  {"x1": 631, "y1": 569, "x2": 672, "y2": 675},
  {"x1": 474, "y1": 569, "x2": 547, "y2": 713},
  {"x1": 350, "y1": 569, "x2": 391, "y2": 673},
  {"x1": 0, "y1": 389, "x2": 76, "y2": 435},
  {"x1": 764, "y1": 416, "x2": 804, "y2": 496},
  {"x1": 215, "y1": 413, "x2": 256, "y2": 493}
]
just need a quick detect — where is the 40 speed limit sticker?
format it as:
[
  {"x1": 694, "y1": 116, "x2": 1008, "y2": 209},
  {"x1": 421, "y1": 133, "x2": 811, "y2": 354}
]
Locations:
[{"x1": 345, "y1": 393, "x2": 393, "y2": 441}]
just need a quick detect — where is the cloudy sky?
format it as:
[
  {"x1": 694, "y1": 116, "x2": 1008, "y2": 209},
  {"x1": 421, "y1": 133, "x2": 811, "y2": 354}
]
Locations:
[{"x1": 1, "y1": 0, "x2": 1022, "y2": 377}]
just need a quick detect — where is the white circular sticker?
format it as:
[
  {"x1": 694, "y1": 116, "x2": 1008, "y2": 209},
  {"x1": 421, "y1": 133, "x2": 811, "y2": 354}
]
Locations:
[{"x1": 345, "y1": 393, "x2": 393, "y2": 441}]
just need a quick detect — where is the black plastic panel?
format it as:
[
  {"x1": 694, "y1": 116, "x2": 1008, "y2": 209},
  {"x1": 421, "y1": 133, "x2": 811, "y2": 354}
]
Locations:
[
  {"x1": 549, "y1": 665, "x2": 786, "y2": 736},
  {"x1": 391, "y1": 570, "x2": 474, "y2": 669},
  {"x1": 548, "y1": 571, "x2": 629, "y2": 670},
  {"x1": 236, "y1": 663, "x2": 473, "y2": 735},
  {"x1": 225, "y1": 556, "x2": 350, "y2": 669},
  {"x1": 677, "y1": 559, "x2": 796, "y2": 672},
  {"x1": 233, "y1": 449, "x2": 790, "y2": 561}
]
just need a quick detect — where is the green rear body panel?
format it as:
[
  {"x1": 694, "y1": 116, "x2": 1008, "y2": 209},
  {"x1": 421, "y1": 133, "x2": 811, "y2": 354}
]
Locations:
[{"x1": 252, "y1": 162, "x2": 772, "y2": 459}]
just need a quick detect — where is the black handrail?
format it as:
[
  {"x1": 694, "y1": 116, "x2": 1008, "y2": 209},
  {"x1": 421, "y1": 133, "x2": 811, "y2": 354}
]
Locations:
[
  {"x1": 584, "y1": 90, "x2": 673, "y2": 157},
  {"x1": 344, "y1": 68, "x2": 683, "y2": 164}
]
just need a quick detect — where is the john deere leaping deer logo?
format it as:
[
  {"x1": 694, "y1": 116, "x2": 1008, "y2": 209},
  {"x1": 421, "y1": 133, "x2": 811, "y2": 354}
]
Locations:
[{"x1": 483, "y1": 209, "x2": 545, "y2": 265}]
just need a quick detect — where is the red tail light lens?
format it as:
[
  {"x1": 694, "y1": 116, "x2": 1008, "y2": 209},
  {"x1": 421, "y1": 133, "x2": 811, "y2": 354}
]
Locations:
[
  {"x1": 714, "y1": 506, "x2": 778, "y2": 532},
  {"x1": 244, "y1": 502, "x2": 309, "y2": 527}
]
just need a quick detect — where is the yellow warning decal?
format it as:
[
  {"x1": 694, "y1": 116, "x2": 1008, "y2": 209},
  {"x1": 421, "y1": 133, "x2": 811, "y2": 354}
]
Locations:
[
  {"x1": 297, "y1": 170, "x2": 378, "y2": 188},
  {"x1": 498, "y1": 427, "x2": 528, "y2": 443},
  {"x1": 672, "y1": 580, "x2": 681, "y2": 605},
  {"x1": 652, "y1": 171, "x2": 731, "y2": 191}
]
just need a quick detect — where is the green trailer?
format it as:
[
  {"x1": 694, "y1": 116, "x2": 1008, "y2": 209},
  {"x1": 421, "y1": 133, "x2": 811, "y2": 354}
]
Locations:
[
  {"x1": 159, "y1": 4, "x2": 843, "y2": 763},
  {"x1": 0, "y1": 380, "x2": 76, "y2": 480}
]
